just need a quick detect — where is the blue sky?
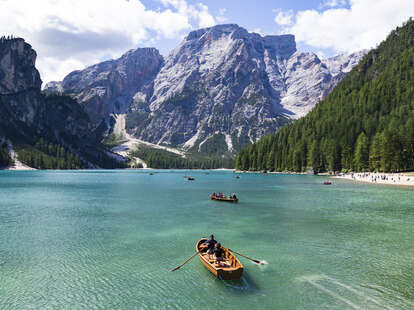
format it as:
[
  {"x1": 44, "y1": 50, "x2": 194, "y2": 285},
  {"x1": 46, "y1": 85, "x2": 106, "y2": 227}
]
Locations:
[
  {"x1": 139, "y1": 0, "x2": 343, "y2": 56},
  {"x1": 0, "y1": 0, "x2": 412, "y2": 83}
]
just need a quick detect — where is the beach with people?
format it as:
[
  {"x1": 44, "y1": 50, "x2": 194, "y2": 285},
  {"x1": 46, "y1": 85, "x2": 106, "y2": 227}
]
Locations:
[{"x1": 335, "y1": 172, "x2": 414, "y2": 187}]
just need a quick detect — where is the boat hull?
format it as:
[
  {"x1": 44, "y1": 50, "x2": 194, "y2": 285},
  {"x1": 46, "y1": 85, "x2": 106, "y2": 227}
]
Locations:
[
  {"x1": 196, "y1": 239, "x2": 243, "y2": 280},
  {"x1": 210, "y1": 196, "x2": 238, "y2": 203}
]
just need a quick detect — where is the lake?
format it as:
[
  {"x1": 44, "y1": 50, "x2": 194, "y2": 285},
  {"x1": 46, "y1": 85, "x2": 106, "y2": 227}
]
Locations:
[{"x1": 0, "y1": 170, "x2": 413, "y2": 309}]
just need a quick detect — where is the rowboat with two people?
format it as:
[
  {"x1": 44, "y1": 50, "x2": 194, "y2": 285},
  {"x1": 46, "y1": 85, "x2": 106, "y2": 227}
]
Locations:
[
  {"x1": 196, "y1": 238, "x2": 243, "y2": 280},
  {"x1": 171, "y1": 237, "x2": 264, "y2": 280},
  {"x1": 210, "y1": 192, "x2": 238, "y2": 203}
]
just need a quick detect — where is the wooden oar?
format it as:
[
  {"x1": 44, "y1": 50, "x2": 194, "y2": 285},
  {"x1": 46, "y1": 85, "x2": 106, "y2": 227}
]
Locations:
[
  {"x1": 171, "y1": 251, "x2": 199, "y2": 271},
  {"x1": 228, "y1": 248, "x2": 264, "y2": 265}
]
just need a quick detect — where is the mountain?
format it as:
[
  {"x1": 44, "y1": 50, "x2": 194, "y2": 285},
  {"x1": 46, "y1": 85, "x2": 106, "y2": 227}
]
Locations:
[
  {"x1": 45, "y1": 48, "x2": 163, "y2": 127},
  {"x1": 0, "y1": 36, "x2": 122, "y2": 169},
  {"x1": 46, "y1": 24, "x2": 365, "y2": 156},
  {"x1": 235, "y1": 19, "x2": 414, "y2": 173}
]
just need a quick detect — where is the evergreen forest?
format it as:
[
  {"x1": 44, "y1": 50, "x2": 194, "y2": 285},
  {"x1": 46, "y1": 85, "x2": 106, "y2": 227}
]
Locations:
[
  {"x1": 236, "y1": 19, "x2": 414, "y2": 173},
  {"x1": 130, "y1": 146, "x2": 234, "y2": 169}
]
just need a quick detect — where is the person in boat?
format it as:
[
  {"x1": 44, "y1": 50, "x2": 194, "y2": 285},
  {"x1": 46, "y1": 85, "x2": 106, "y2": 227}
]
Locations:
[
  {"x1": 213, "y1": 243, "x2": 228, "y2": 267},
  {"x1": 212, "y1": 192, "x2": 216, "y2": 197},
  {"x1": 232, "y1": 193, "x2": 237, "y2": 200},
  {"x1": 200, "y1": 235, "x2": 217, "y2": 258}
]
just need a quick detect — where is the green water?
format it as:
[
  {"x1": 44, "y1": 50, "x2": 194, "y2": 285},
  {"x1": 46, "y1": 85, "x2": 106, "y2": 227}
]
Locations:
[{"x1": 0, "y1": 170, "x2": 413, "y2": 309}]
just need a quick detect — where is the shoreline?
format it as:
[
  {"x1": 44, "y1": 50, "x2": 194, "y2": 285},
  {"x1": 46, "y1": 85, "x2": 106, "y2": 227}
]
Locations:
[{"x1": 334, "y1": 172, "x2": 414, "y2": 187}]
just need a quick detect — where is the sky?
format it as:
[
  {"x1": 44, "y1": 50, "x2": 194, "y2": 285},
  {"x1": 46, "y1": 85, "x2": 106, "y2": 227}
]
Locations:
[{"x1": 1, "y1": 0, "x2": 413, "y2": 84}]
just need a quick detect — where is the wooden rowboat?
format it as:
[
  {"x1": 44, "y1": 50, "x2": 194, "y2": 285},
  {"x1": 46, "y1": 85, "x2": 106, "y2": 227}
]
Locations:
[
  {"x1": 210, "y1": 195, "x2": 238, "y2": 203},
  {"x1": 196, "y1": 238, "x2": 243, "y2": 280}
]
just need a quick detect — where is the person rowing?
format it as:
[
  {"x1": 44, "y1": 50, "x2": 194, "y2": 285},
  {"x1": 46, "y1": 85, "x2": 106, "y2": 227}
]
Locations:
[
  {"x1": 199, "y1": 234, "x2": 217, "y2": 258},
  {"x1": 213, "y1": 243, "x2": 230, "y2": 267}
]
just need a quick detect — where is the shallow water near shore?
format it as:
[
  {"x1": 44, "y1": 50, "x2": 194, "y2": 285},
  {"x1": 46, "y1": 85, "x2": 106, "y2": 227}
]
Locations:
[{"x1": 0, "y1": 170, "x2": 413, "y2": 309}]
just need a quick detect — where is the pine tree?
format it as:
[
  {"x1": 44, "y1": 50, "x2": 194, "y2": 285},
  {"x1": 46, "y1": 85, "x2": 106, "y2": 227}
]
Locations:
[{"x1": 353, "y1": 132, "x2": 369, "y2": 171}]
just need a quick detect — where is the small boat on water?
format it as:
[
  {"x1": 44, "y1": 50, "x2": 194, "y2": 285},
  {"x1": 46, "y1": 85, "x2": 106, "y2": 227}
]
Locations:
[
  {"x1": 210, "y1": 195, "x2": 238, "y2": 203},
  {"x1": 323, "y1": 181, "x2": 332, "y2": 185},
  {"x1": 184, "y1": 175, "x2": 188, "y2": 178},
  {"x1": 188, "y1": 177, "x2": 195, "y2": 181},
  {"x1": 196, "y1": 238, "x2": 243, "y2": 280}
]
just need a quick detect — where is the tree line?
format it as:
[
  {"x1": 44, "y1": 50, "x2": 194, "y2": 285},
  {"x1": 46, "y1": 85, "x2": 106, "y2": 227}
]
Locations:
[
  {"x1": 129, "y1": 146, "x2": 234, "y2": 169},
  {"x1": 236, "y1": 19, "x2": 414, "y2": 173},
  {"x1": 0, "y1": 142, "x2": 11, "y2": 167},
  {"x1": 17, "y1": 138, "x2": 84, "y2": 169}
]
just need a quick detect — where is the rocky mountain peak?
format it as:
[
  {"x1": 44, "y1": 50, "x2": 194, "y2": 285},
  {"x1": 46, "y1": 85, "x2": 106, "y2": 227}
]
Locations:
[
  {"x1": 0, "y1": 37, "x2": 122, "y2": 168},
  {"x1": 0, "y1": 37, "x2": 42, "y2": 95},
  {"x1": 45, "y1": 47, "x2": 164, "y2": 127},
  {"x1": 324, "y1": 50, "x2": 369, "y2": 76},
  {"x1": 44, "y1": 25, "x2": 366, "y2": 155},
  {"x1": 185, "y1": 24, "x2": 244, "y2": 41}
]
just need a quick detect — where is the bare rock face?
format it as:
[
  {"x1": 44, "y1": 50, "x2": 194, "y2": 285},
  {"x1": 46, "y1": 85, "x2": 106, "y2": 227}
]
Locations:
[
  {"x1": 0, "y1": 38, "x2": 41, "y2": 95},
  {"x1": 0, "y1": 37, "x2": 116, "y2": 167},
  {"x1": 46, "y1": 48, "x2": 164, "y2": 127},
  {"x1": 47, "y1": 24, "x2": 366, "y2": 155},
  {"x1": 130, "y1": 24, "x2": 365, "y2": 153}
]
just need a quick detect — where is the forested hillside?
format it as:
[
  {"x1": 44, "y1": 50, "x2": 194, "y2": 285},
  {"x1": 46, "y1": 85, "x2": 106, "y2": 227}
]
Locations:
[
  {"x1": 0, "y1": 38, "x2": 124, "y2": 170},
  {"x1": 236, "y1": 19, "x2": 414, "y2": 173},
  {"x1": 129, "y1": 146, "x2": 234, "y2": 169},
  {"x1": 0, "y1": 142, "x2": 11, "y2": 167}
]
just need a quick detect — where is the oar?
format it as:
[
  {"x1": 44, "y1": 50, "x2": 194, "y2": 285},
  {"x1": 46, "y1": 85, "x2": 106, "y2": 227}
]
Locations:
[
  {"x1": 228, "y1": 248, "x2": 264, "y2": 265},
  {"x1": 171, "y1": 251, "x2": 199, "y2": 272}
]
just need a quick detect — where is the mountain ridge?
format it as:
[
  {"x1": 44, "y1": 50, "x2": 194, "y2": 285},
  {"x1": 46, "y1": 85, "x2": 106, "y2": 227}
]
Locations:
[
  {"x1": 0, "y1": 36, "x2": 122, "y2": 169},
  {"x1": 45, "y1": 24, "x2": 366, "y2": 158}
]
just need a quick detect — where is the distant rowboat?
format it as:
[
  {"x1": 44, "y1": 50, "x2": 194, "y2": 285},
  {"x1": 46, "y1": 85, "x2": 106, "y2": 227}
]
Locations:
[
  {"x1": 210, "y1": 195, "x2": 238, "y2": 203},
  {"x1": 188, "y1": 177, "x2": 195, "y2": 181},
  {"x1": 323, "y1": 181, "x2": 332, "y2": 185},
  {"x1": 196, "y1": 238, "x2": 243, "y2": 280}
]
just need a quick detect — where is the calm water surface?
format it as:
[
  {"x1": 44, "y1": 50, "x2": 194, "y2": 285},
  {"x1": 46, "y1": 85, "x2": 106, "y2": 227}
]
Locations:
[{"x1": 0, "y1": 170, "x2": 413, "y2": 309}]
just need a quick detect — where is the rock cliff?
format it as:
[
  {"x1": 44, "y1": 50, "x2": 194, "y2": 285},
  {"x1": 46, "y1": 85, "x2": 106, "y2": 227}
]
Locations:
[
  {"x1": 0, "y1": 37, "x2": 120, "y2": 168},
  {"x1": 45, "y1": 24, "x2": 366, "y2": 155}
]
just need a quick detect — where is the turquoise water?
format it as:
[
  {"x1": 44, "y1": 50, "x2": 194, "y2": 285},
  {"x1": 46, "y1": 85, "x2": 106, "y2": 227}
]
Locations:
[{"x1": 0, "y1": 170, "x2": 413, "y2": 309}]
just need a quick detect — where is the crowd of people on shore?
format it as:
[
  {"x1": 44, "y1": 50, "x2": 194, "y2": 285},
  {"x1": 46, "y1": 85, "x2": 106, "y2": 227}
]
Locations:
[{"x1": 341, "y1": 172, "x2": 412, "y2": 184}]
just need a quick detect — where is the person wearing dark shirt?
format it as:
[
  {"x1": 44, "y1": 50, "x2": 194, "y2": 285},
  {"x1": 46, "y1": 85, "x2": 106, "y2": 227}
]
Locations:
[
  {"x1": 213, "y1": 243, "x2": 228, "y2": 267},
  {"x1": 200, "y1": 234, "x2": 217, "y2": 258}
]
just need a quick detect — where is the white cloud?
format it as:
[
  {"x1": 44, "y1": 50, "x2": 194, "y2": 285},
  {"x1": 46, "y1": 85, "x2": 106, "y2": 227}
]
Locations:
[
  {"x1": 217, "y1": 8, "x2": 228, "y2": 23},
  {"x1": 285, "y1": 0, "x2": 414, "y2": 54},
  {"x1": 274, "y1": 9, "x2": 294, "y2": 26},
  {"x1": 0, "y1": 0, "x2": 216, "y2": 83},
  {"x1": 157, "y1": 0, "x2": 215, "y2": 28},
  {"x1": 196, "y1": 3, "x2": 216, "y2": 28}
]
